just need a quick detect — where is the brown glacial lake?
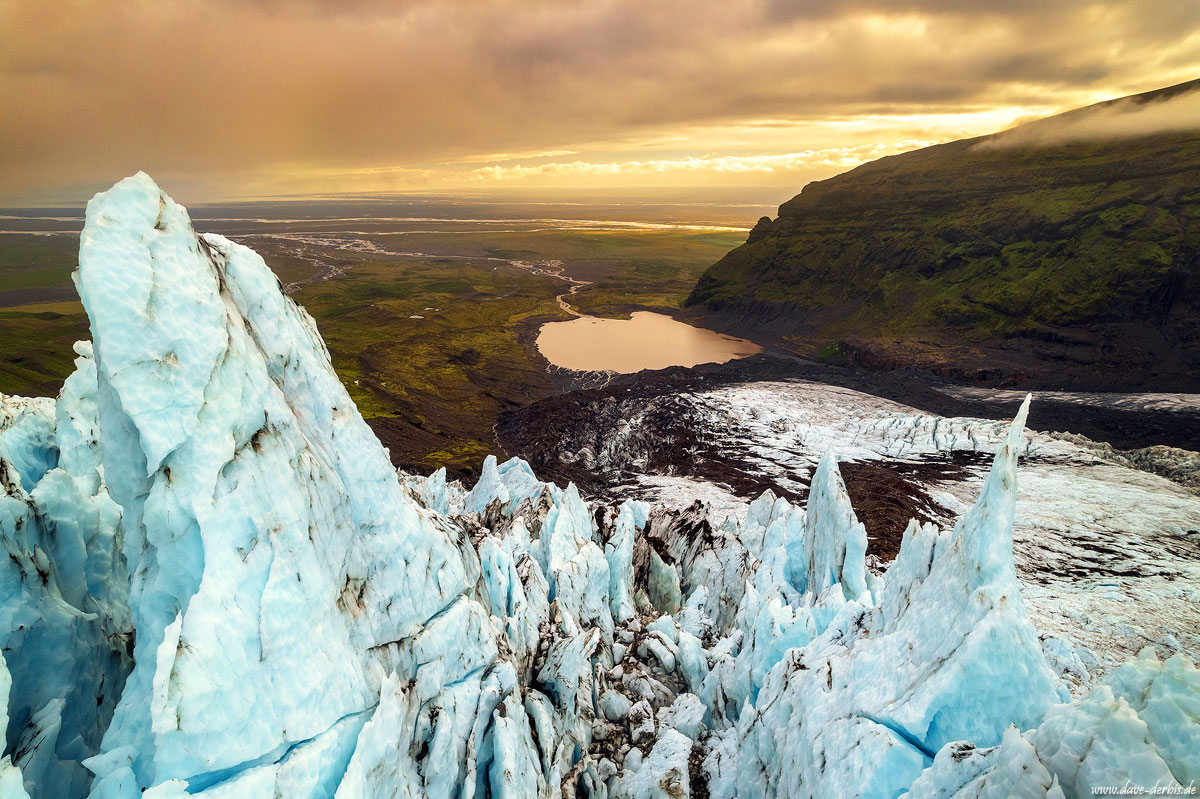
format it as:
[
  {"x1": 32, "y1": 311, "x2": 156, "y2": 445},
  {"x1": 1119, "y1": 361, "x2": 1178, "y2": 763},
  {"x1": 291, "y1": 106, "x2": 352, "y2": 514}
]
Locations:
[{"x1": 536, "y1": 311, "x2": 761, "y2": 373}]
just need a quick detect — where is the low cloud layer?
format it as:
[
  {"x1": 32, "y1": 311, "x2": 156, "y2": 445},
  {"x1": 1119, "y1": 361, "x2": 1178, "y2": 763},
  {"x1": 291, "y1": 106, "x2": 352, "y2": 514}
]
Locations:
[
  {"x1": 2, "y1": 0, "x2": 1199, "y2": 201},
  {"x1": 981, "y1": 83, "x2": 1200, "y2": 148}
]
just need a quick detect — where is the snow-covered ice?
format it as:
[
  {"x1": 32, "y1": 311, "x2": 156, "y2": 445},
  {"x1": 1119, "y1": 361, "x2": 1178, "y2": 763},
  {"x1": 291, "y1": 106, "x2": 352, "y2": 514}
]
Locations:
[{"x1": 0, "y1": 174, "x2": 1195, "y2": 798}]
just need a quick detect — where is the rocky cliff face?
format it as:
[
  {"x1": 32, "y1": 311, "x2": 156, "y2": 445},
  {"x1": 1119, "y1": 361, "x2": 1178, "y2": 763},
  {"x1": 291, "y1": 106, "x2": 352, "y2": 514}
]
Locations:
[{"x1": 687, "y1": 80, "x2": 1200, "y2": 390}]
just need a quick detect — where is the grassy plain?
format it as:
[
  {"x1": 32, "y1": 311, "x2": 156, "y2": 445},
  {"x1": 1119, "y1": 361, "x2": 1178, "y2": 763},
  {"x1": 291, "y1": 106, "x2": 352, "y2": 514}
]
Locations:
[{"x1": 0, "y1": 227, "x2": 745, "y2": 476}]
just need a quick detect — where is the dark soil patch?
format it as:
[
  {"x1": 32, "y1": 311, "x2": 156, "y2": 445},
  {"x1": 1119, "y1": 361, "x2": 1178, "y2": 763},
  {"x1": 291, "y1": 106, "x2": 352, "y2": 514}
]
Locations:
[{"x1": 841, "y1": 451, "x2": 990, "y2": 561}]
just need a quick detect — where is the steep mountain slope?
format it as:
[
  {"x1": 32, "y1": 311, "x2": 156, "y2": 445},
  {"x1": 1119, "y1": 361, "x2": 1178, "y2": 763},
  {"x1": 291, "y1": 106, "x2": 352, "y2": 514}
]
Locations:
[{"x1": 687, "y1": 80, "x2": 1200, "y2": 389}]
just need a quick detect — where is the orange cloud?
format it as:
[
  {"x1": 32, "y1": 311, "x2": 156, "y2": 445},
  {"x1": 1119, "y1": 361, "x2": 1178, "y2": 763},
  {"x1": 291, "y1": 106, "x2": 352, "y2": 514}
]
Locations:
[{"x1": 1, "y1": 0, "x2": 1198, "y2": 201}]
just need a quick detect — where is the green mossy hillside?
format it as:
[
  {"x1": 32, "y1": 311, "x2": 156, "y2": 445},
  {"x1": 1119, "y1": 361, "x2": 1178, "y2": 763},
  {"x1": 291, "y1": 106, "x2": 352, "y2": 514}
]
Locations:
[{"x1": 688, "y1": 81, "x2": 1200, "y2": 387}]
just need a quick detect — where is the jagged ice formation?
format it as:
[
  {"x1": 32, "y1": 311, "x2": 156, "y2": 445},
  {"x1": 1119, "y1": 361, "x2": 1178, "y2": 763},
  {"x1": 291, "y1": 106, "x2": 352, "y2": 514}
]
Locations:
[{"x1": 0, "y1": 174, "x2": 1196, "y2": 798}]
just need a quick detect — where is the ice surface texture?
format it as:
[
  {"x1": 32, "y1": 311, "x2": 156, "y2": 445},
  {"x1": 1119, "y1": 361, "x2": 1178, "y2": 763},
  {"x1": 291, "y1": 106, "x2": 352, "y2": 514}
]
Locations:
[{"x1": 0, "y1": 174, "x2": 1195, "y2": 798}]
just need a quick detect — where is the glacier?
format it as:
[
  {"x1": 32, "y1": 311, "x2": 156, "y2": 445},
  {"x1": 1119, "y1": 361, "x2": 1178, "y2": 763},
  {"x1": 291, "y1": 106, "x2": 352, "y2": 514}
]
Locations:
[
  {"x1": 0, "y1": 173, "x2": 1194, "y2": 798},
  {"x1": 526, "y1": 375, "x2": 1200, "y2": 673}
]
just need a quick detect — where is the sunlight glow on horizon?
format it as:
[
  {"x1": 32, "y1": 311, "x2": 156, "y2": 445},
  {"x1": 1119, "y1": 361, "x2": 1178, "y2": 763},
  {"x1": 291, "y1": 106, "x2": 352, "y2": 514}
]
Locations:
[{"x1": 226, "y1": 105, "x2": 1059, "y2": 199}]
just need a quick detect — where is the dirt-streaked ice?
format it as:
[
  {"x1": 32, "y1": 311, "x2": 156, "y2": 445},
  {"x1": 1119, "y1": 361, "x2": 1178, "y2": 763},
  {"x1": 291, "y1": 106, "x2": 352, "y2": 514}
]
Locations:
[{"x1": 615, "y1": 380, "x2": 1200, "y2": 676}]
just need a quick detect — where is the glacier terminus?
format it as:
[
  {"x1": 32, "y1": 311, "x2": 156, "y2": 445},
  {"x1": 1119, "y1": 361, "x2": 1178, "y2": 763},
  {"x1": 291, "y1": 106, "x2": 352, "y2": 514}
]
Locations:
[{"x1": 0, "y1": 174, "x2": 1196, "y2": 798}]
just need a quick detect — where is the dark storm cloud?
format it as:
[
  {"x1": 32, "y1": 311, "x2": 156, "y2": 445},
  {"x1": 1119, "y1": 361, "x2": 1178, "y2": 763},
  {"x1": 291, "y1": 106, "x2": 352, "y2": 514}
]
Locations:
[{"x1": 1, "y1": 0, "x2": 1198, "y2": 200}]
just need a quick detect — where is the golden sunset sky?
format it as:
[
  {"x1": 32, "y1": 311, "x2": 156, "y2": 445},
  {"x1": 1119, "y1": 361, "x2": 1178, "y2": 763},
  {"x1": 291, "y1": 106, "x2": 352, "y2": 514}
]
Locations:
[{"x1": 3, "y1": 0, "x2": 1200, "y2": 203}]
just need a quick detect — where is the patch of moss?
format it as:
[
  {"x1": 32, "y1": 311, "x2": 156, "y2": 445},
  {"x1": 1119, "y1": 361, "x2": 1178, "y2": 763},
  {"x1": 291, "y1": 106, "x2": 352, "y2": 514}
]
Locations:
[
  {"x1": 816, "y1": 341, "x2": 848, "y2": 364},
  {"x1": 0, "y1": 308, "x2": 90, "y2": 396}
]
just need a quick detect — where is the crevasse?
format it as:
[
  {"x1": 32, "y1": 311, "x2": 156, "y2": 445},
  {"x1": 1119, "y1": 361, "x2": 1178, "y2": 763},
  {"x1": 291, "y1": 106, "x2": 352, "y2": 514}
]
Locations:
[{"x1": 0, "y1": 174, "x2": 1193, "y2": 799}]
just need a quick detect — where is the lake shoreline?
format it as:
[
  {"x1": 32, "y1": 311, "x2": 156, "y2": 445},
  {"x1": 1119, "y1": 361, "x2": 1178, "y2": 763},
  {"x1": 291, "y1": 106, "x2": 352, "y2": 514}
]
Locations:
[{"x1": 535, "y1": 309, "x2": 761, "y2": 373}]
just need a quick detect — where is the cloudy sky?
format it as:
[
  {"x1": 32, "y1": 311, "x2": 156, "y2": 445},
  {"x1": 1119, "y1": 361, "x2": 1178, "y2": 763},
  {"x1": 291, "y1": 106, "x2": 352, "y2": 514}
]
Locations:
[{"x1": 3, "y1": 0, "x2": 1199, "y2": 203}]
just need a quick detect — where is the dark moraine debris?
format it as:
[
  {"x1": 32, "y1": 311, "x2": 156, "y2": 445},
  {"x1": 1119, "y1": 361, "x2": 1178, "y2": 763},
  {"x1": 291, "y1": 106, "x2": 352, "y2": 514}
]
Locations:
[
  {"x1": 840, "y1": 452, "x2": 991, "y2": 561},
  {"x1": 495, "y1": 355, "x2": 1023, "y2": 559},
  {"x1": 498, "y1": 352, "x2": 1198, "y2": 559}
]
